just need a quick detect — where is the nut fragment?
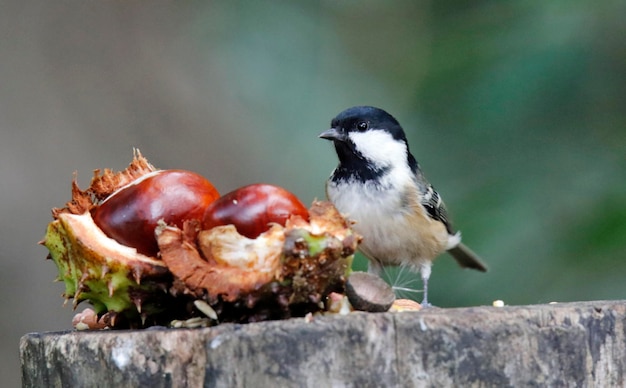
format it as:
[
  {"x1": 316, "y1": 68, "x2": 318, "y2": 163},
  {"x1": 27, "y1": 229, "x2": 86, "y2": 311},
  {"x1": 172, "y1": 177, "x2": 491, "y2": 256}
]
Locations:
[
  {"x1": 72, "y1": 308, "x2": 110, "y2": 330},
  {"x1": 389, "y1": 299, "x2": 422, "y2": 312},
  {"x1": 326, "y1": 292, "x2": 352, "y2": 315},
  {"x1": 345, "y1": 272, "x2": 396, "y2": 312}
]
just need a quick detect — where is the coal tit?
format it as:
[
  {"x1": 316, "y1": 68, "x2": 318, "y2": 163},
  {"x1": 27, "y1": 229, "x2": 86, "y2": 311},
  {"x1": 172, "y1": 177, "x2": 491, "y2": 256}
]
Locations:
[{"x1": 320, "y1": 106, "x2": 487, "y2": 306}]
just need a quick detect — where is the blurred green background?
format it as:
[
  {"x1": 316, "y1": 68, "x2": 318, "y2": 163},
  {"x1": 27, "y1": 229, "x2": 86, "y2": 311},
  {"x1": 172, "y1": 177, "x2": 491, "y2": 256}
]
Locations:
[{"x1": 2, "y1": 1, "x2": 625, "y2": 385}]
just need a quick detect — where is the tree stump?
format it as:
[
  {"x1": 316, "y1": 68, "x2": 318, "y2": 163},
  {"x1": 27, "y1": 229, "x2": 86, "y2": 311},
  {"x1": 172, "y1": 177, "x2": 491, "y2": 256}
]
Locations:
[{"x1": 21, "y1": 300, "x2": 626, "y2": 387}]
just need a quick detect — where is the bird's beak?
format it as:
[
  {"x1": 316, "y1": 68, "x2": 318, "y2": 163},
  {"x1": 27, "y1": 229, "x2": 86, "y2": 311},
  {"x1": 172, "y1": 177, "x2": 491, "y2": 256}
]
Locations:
[{"x1": 319, "y1": 127, "x2": 345, "y2": 141}]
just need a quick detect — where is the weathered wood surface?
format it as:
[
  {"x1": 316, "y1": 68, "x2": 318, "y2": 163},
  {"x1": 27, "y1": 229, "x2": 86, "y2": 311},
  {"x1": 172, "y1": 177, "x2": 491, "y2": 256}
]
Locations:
[{"x1": 21, "y1": 300, "x2": 626, "y2": 387}]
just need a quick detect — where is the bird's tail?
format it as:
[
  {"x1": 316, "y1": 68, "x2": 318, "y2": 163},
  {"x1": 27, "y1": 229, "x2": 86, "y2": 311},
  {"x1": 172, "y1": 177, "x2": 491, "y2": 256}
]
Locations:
[{"x1": 448, "y1": 243, "x2": 488, "y2": 272}]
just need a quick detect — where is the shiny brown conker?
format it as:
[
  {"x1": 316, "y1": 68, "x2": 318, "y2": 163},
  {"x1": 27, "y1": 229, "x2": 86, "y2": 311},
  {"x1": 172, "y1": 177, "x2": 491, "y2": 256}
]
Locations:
[
  {"x1": 202, "y1": 183, "x2": 309, "y2": 239},
  {"x1": 92, "y1": 170, "x2": 220, "y2": 257}
]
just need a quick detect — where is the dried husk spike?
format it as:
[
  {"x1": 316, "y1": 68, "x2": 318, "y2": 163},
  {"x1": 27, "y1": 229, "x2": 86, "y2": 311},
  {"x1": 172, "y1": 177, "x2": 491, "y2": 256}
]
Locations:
[{"x1": 51, "y1": 149, "x2": 156, "y2": 219}]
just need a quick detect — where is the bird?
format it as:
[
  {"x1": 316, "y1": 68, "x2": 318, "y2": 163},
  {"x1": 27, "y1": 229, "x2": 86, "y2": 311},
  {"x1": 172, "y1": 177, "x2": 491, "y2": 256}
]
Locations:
[{"x1": 319, "y1": 106, "x2": 487, "y2": 306}]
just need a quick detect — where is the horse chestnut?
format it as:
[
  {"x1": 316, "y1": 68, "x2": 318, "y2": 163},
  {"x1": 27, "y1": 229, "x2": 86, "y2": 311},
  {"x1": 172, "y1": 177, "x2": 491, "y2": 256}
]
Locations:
[
  {"x1": 202, "y1": 183, "x2": 309, "y2": 239},
  {"x1": 92, "y1": 170, "x2": 220, "y2": 256},
  {"x1": 43, "y1": 150, "x2": 360, "y2": 328}
]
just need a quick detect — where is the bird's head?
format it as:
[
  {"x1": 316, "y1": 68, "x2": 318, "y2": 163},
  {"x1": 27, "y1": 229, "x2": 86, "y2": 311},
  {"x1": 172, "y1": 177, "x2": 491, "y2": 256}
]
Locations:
[{"x1": 320, "y1": 106, "x2": 416, "y2": 181}]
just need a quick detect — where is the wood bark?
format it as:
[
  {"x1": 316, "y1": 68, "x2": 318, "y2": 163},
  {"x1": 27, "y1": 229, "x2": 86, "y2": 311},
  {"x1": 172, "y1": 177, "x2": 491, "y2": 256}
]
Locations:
[{"x1": 21, "y1": 300, "x2": 626, "y2": 387}]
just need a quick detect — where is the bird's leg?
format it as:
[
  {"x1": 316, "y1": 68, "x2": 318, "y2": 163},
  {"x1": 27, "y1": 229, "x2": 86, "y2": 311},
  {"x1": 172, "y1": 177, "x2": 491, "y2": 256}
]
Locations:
[
  {"x1": 367, "y1": 259, "x2": 384, "y2": 277},
  {"x1": 419, "y1": 262, "x2": 432, "y2": 307}
]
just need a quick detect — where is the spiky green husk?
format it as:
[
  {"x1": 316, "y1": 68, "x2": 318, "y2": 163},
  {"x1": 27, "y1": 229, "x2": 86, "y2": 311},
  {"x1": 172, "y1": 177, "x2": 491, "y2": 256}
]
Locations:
[{"x1": 43, "y1": 212, "x2": 173, "y2": 325}]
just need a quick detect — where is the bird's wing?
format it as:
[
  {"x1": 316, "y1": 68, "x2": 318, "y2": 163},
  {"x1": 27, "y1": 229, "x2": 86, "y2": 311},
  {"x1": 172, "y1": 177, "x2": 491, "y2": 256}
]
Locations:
[{"x1": 413, "y1": 172, "x2": 455, "y2": 235}]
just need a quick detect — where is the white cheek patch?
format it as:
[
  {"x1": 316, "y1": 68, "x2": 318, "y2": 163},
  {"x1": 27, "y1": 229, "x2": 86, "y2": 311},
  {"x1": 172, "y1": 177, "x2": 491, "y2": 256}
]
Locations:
[
  {"x1": 348, "y1": 129, "x2": 414, "y2": 190},
  {"x1": 349, "y1": 130, "x2": 408, "y2": 169}
]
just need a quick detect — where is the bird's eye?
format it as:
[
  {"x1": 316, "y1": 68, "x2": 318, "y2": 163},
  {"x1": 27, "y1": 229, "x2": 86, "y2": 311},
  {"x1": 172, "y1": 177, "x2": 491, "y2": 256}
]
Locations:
[{"x1": 356, "y1": 121, "x2": 368, "y2": 131}]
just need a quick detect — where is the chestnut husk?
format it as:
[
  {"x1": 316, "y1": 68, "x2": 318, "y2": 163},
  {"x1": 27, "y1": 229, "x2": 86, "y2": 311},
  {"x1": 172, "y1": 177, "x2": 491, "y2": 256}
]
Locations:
[{"x1": 156, "y1": 201, "x2": 360, "y2": 323}]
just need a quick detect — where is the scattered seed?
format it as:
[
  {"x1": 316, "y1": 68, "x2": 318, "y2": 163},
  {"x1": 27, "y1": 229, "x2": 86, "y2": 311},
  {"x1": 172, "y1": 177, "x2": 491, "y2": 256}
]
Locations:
[
  {"x1": 170, "y1": 317, "x2": 212, "y2": 329},
  {"x1": 326, "y1": 292, "x2": 352, "y2": 315},
  {"x1": 194, "y1": 300, "x2": 218, "y2": 320},
  {"x1": 492, "y1": 300, "x2": 505, "y2": 307}
]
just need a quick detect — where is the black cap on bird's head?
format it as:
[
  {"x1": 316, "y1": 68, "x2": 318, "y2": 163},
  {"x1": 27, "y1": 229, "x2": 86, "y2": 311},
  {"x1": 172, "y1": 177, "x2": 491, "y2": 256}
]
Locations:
[{"x1": 319, "y1": 106, "x2": 408, "y2": 144}]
